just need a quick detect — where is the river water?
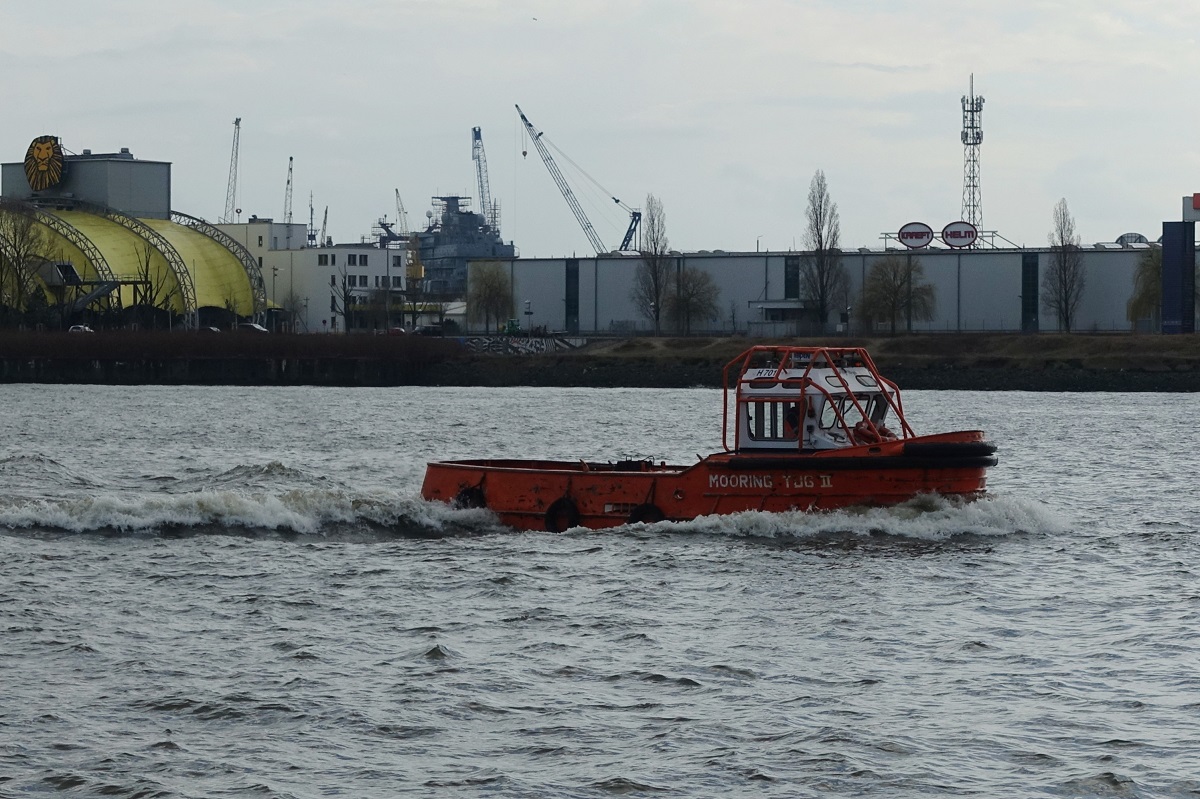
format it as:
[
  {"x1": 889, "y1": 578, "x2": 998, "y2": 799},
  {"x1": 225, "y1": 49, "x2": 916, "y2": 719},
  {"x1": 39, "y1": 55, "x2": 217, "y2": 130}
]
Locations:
[{"x1": 1, "y1": 384, "x2": 1197, "y2": 798}]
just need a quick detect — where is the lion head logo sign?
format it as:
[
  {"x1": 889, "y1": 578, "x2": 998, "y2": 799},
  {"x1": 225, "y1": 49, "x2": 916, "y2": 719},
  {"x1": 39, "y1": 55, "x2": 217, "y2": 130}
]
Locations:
[{"x1": 24, "y1": 135, "x2": 65, "y2": 191}]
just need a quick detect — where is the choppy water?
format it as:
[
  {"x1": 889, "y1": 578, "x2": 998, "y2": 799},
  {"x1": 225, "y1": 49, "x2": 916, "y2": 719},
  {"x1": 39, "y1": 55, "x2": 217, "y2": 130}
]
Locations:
[{"x1": 1, "y1": 384, "x2": 1197, "y2": 798}]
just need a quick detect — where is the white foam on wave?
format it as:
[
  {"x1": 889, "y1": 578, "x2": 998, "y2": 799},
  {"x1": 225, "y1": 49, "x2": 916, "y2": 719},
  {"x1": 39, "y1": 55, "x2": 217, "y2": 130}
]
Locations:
[
  {"x1": 0, "y1": 487, "x2": 496, "y2": 536},
  {"x1": 655, "y1": 494, "x2": 1065, "y2": 541}
]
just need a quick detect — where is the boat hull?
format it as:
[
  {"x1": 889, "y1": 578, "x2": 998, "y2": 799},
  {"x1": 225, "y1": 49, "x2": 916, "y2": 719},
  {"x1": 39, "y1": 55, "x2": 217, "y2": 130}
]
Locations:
[{"x1": 421, "y1": 431, "x2": 996, "y2": 532}]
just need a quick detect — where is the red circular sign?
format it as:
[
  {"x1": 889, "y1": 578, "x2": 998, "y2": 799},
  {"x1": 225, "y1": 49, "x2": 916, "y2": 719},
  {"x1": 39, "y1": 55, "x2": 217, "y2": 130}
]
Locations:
[
  {"x1": 941, "y1": 221, "x2": 978, "y2": 248},
  {"x1": 898, "y1": 222, "x2": 934, "y2": 249}
]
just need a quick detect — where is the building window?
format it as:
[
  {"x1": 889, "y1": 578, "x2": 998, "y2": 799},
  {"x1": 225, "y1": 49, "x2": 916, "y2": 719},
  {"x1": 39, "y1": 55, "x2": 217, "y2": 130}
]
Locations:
[
  {"x1": 330, "y1": 274, "x2": 335, "y2": 287},
  {"x1": 273, "y1": 237, "x2": 278, "y2": 249},
  {"x1": 347, "y1": 275, "x2": 356, "y2": 287},
  {"x1": 784, "y1": 256, "x2": 800, "y2": 300},
  {"x1": 257, "y1": 256, "x2": 263, "y2": 269},
  {"x1": 374, "y1": 276, "x2": 380, "y2": 288},
  {"x1": 392, "y1": 276, "x2": 403, "y2": 287},
  {"x1": 258, "y1": 235, "x2": 263, "y2": 247},
  {"x1": 318, "y1": 254, "x2": 328, "y2": 266},
  {"x1": 330, "y1": 254, "x2": 336, "y2": 266},
  {"x1": 392, "y1": 255, "x2": 402, "y2": 268},
  {"x1": 360, "y1": 254, "x2": 368, "y2": 266},
  {"x1": 360, "y1": 274, "x2": 367, "y2": 286},
  {"x1": 330, "y1": 296, "x2": 336, "y2": 312},
  {"x1": 348, "y1": 254, "x2": 357, "y2": 266}
]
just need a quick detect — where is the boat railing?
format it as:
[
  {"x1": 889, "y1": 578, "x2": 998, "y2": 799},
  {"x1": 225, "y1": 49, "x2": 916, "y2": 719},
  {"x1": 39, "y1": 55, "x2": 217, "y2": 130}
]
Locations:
[{"x1": 722, "y1": 345, "x2": 915, "y2": 451}]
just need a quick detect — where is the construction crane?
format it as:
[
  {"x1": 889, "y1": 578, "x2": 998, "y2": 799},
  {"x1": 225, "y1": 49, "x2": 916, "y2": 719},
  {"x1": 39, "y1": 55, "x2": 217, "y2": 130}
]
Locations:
[
  {"x1": 318, "y1": 206, "x2": 328, "y2": 248},
  {"x1": 471, "y1": 127, "x2": 499, "y2": 232},
  {"x1": 307, "y1": 192, "x2": 316, "y2": 247},
  {"x1": 392, "y1": 189, "x2": 423, "y2": 282},
  {"x1": 282, "y1": 156, "x2": 294, "y2": 249},
  {"x1": 394, "y1": 188, "x2": 410, "y2": 236},
  {"x1": 222, "y1": 118, "x2": 241, "y2": 224},
  {"x1": 515, "y1": 104, "x2": 641, "y2": 254}
]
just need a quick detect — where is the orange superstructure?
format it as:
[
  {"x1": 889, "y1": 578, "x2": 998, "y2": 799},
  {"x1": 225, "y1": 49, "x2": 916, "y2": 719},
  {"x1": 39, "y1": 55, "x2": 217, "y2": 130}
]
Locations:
[{"x1": 422, "y1": 345, "x2": 997, "y2": 532}]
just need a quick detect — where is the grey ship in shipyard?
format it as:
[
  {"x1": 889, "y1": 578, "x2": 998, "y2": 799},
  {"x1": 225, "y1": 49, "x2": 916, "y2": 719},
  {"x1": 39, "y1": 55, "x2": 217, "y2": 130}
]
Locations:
[{"x1": 413, "y1": 195, "x2": 515, "y2": 296}]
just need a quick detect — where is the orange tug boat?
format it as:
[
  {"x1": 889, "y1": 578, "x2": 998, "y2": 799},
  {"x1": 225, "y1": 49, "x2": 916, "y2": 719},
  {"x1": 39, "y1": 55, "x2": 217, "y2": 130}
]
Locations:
[{"x1": 422, "y1": 345, "x2": 997, "y2": 532}]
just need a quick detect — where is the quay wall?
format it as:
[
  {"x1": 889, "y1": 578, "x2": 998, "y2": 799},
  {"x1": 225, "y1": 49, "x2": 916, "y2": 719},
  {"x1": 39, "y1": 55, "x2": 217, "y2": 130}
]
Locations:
[{"x1": 2, "y1": 332, "x2": 1200, "y2": 391}]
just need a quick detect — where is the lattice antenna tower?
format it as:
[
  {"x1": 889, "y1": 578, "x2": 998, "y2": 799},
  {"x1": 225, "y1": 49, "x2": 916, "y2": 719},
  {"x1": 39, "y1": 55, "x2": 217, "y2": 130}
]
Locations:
[
  {"x1": 960, "y1": 75, "x2": 984, "y2": 229},
  {"x1": 283, "y1": 156, "x2": 294, "y2": 248},
  {"x1": 223, "y1": 115, "x2": 241, "y2": 220}
]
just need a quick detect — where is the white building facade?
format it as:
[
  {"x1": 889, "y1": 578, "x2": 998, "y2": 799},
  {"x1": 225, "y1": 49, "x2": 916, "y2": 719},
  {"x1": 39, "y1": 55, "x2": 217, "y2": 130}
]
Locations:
[{"x1": 219, "y1": 218, "x2": 407, "y2": 333}]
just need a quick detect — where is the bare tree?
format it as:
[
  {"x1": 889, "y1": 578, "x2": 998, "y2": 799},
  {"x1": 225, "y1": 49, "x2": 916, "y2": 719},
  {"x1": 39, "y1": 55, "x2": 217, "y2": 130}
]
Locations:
[
  {"x1": 363, "y1": 288, "x2": 393, "y2": 332},
  {"x1": 130, "y1": 241, "x2": 178, "y2": 329},
  {"x1": 0, "y1": 200, "x2": 51, "y2": 325},
  {"x1": 328, "y1": 262, "x2": 357, "y2": 333},
  {"x1": 402, "y1": 278, "x2": 426, "y2": 330},
  {"x1": 467, "y1": 261, "x2": 513, "y2": 333},
  {"x1": 1042, "y1": 198, "x2": 1086, "y2": 332},
  {"x1": 666, "y1": 265, "x2": 720, "y2": 334},
  {"x1": 281, "y1": 288, "x2": 307, "y2": 332},
  {"x1": 1126, "y1": 244, "x2": 1161, "y2": 330},
  {"x1": 861, "y1": 255, "x2": 936, "y2": 334},
  {"x1": 631, "y1": 194, "x2": 671, "y2": 335},
  {"x1": 1126, "y1": 244, "x2": 1199, "y2": 331},
  {"x1": 800, "y1": 170, "x2": 849, "y2": 331},
  {"x1": 222, "y1": 295, "x2": 239, "y2": 330}
]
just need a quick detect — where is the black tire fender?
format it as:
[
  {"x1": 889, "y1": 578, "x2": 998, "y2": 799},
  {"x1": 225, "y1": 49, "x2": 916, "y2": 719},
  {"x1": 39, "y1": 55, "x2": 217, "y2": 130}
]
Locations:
[
  {"x1": 627, "y1": 504, "x2": 665, "y2": 525},
  {"x1": 453, "y1": 486, "x2": 487, "y2": 509},
  {"x1": 544, "y1": 497, "x2": 580, "y2": 533}
]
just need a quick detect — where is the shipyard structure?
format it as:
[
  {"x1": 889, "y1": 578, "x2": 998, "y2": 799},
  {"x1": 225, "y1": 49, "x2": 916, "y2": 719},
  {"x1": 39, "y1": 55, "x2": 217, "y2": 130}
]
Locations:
[
  {"x1": 1, "y1": 132, "x2": 1193, "y2": 338},
  {"x1": 0, "y1": 134, "x2": 515, "y2": 333}
]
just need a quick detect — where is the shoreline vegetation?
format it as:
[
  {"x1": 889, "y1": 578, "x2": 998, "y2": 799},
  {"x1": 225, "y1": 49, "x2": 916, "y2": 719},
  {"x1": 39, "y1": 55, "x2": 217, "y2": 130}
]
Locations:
[{"x1": 1, "y1": 331, "x2": 1199, "y2": 391}]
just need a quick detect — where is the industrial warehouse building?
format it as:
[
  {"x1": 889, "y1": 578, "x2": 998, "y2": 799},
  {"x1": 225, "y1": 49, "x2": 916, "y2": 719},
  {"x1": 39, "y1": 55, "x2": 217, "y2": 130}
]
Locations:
[{"x1": 468, "y1": 243, "x2": 1159, "y2": 337}]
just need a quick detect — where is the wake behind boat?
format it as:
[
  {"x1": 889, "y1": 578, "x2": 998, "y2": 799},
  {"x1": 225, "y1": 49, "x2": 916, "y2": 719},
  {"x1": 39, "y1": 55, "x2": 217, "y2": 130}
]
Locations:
[{"x1": 422, "y1": 345, "x2": 997, "y2": 531}]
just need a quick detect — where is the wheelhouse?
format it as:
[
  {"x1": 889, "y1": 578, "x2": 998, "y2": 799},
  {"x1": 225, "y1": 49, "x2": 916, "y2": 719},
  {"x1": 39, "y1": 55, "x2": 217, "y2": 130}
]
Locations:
[{"x1": 722, "y1": 345, "x2": 915, "y2": 452}]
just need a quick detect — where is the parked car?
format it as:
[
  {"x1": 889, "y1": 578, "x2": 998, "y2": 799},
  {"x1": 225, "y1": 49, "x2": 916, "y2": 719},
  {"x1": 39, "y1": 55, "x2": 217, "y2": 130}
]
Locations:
[
  {"x1": 414, "y1": 320, "x2": 460, "y2": 336},
  {"x1": 237, "y1": 323, "x2": 269, "y2": 333},
  {"x1": 68, "y1": 325, "x2": 94, "y2": 333}
]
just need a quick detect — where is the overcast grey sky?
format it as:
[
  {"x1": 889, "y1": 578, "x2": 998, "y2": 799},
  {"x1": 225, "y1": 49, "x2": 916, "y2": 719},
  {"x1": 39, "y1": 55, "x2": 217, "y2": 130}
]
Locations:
[{"x1": 3, "y1": 0, "x2": 1197, "y2": 256}]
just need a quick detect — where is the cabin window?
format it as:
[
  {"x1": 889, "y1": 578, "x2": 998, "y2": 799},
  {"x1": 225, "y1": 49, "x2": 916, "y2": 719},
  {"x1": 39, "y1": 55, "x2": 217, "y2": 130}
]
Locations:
[
  {"x1": 841, "y1": 395, "x2": 866, "y2": 426},
  {"x1": 819, "y1": 398, "x2": 841, "y2": 430},
  {"x1": 868, "y1": 394, "x2": 893, "y2": 423},
  {"x1": 746, "y1": 400, "x2": 802, "y2": 441}
]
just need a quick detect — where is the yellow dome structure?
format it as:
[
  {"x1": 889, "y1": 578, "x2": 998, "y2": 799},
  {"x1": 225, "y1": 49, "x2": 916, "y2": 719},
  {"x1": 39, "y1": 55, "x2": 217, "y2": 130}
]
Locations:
[{"x1": 0, "y1": 138, "x2": 265, "y2": 328}]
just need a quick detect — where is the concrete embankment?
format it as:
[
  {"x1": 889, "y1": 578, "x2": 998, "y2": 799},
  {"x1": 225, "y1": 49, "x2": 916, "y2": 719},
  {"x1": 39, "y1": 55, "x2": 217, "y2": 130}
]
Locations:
[
  {"x1": 423, "y1": 334, "x2": 1200, "y2": 392},
  {"x1": 2, "y1": 331, "x2": 1200, "y2": 390}
]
